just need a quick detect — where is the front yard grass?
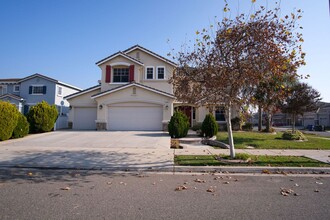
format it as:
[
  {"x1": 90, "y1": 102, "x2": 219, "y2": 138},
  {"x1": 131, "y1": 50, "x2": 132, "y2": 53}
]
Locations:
[
  {"x1": 216, "y1": 131, "x2": 330, "y2": 150},
  {"x1": 175, "y1": 154, "x2": 330, "y2": 167}
]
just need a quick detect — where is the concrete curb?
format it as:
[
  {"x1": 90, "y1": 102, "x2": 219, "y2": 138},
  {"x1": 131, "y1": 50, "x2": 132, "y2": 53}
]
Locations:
[{"x1": 1, "y1": 165, "x2": 329, "y2": 175}]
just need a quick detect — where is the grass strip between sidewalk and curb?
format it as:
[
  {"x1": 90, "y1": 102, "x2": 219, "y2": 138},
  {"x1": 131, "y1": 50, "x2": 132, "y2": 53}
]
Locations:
[
  {"x1": 174, "y1": 153, "x2": 330, "y2": 167},
  {"x1": 216, "y1": 131, "x2": 330, "y2": 150}
]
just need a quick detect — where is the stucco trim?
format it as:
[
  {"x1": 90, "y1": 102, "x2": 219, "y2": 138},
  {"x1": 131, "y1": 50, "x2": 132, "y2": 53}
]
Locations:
[
  {"x1": 65, "y1": 85, "x2": 101, "y2": 100},
  {"x1": 91, "y1": 82, "x2": 175, "y2": 99}
]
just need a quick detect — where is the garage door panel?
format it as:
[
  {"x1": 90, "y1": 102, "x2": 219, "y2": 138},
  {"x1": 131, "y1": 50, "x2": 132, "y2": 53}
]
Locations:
[
  {"x1": 73, "y1": 107, "x2": 97, "y2": 130},
  {"x1": 108, "y1": 106, "x2": 162, "y2": 131}
]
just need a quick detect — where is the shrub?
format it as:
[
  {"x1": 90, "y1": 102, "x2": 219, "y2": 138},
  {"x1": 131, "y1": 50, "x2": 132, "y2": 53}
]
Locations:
[
  {"x1": 282, "y1": 130, "x2": 306, "y2": 141},
  {"x1": 191, "y1": 122, "x2": 202, "y2": 131},
  {"x1": 168, "y1": 111, "x2": 190, "y2": 138},
  {"x1": 231, "y1": 117, "x2": 241, "y2": 131},
  {"x1": 242, "y1": 122, "x2": 253, "y2": 131},
  {"x1": 27, "y1": 101, "x2": 58, "y2": 133},
  {"x1": 201, "y1": 114, "x2": 218, "y2": 138},
  {"x1": 0, "y1": 101, "x2": 19, "y2": 141},
  {"x1": 314, "y1": 125, "x2": 325, "y2": 132},
  {"x1": 12, "y1": 113, "x2": 30, "y2": 139}
]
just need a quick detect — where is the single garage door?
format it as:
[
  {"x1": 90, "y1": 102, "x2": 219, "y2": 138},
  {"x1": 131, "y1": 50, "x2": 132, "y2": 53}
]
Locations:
[
  {"x1": 108, "y1": 105, "x2": 162, "y2": 131},
  {"x1": 73, "y1": 107, "x2": 97, "y2": 130}
]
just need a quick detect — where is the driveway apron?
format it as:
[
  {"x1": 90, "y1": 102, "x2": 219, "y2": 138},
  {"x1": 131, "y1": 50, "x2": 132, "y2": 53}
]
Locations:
[{"x1": 0, "y1": 131, "x2": 173, "y2": 170}]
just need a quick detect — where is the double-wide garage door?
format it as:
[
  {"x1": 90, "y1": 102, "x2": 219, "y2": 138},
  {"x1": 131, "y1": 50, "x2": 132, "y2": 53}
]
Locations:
[{"x1": 108, "y1": 105, "x2": 162, "y2": 131}]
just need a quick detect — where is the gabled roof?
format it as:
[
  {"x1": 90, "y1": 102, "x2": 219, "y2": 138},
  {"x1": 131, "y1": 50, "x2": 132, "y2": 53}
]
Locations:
[
  {"x1": 18, "y1": 73, "x2": 81, "y2": 91},
  {"x1": 123, "y1": 44, "x2": 177, "y2": 67},
  {"x1": 65, "y1": 84, "x2": 101, "y2": 100},
  {"x1": 95, "y1": 51, "x2": 144, "y2": 66},
  {"x1": 0, "y1": 93, "x2": 24, "y2": 101},
  {"x1": 95, "y1": 45, "x2": 177, "y2": 67},
  {"x1": 91, "y1": 82, "x2": 175, "y2": 99}
]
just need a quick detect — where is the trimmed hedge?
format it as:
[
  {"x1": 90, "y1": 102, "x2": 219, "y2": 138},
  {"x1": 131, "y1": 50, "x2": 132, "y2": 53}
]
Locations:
[
  {"x1": 282, "y1": 130, "x2": 306, "y2": 141},
  {"x1": 168, "y1": 111, "x2": 190, "y2": 138},
  {"x1": 12, "y1": 113, "x2": 29, "y2": 139},
  {"x1": 201, "y1": 114, "x2": 218, "y2": 138},
  {"x1": 242, "y1": 122, "x2": 253, "y2": 131},
  {"x1": 27, "y1": 101, "x2": 58, "y2": 133},
  {"x1": 0, "y1": 101, "x2": 19, "y2": 141}
]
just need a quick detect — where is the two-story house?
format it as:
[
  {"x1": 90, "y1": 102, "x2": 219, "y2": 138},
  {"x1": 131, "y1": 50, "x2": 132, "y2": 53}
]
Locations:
[
  {"x1": 0, "y1": 73, "x2": 81, "y2": 129},
  {"x1": 66, "y1": 45, "x2": 238, "y2": 131}
]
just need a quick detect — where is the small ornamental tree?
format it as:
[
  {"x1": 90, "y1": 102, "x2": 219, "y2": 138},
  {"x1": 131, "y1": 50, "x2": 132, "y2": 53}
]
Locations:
[
  {"x1": 12, "y1": 113, "x2": 30, "y2": 139},
  {"x1": 168, "y1": 111, "x2": 190, "y2": 138},
  {"x1": 201, "y1": 114, "x2": 218, "y2": 138},
  {"x1": 0, "y1": 101, "x2": 19, "y2": 141},
  {"x1": 279, "y1": 82, "x2": 321, "y2": 133},
  {"x1": 27, "y1": 101, "x2": 58, "y2": 133}
]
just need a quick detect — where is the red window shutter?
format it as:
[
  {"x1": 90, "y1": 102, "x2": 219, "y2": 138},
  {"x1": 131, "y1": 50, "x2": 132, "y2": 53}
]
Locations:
[
  {"x1": 129, "y1": 65, "x2": 134, "y2": 82},
  {"x1": 105, "y1": 65, "x2": 111, "y2": 83}
]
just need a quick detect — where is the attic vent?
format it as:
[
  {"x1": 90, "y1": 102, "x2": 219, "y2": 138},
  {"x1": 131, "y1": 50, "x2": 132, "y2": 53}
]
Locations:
[
  {"x1": 132, "y1": 87, "x2": 136, "y2": 95},
  {"x1": 136, "y1": 52, "x2": 140, "y2": 60}
]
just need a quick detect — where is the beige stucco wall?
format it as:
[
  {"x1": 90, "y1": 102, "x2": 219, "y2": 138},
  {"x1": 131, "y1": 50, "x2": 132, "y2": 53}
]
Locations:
[
  {"x1": 94, "y1": 85, "x2": 174, "y2": 124},
  {"x1": 66, "y1": 88, "x2": 100, "y2": 122},
  {"x1": 98, "y1": 48, "x2": 175, "y2": 94}
]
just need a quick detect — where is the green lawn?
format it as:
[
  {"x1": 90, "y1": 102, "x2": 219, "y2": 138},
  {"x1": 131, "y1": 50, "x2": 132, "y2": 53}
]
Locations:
[
  {"x1": 175, "y1": 154, "x2": 330, "y2": 167},
  {"x1": 216, "y1": 131, "x2": 330, "y2": 149}
]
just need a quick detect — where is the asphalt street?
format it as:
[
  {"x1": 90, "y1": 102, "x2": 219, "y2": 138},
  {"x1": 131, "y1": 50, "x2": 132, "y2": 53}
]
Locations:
[{"x1": 0, "y1": 169, "x2": 329, "y2": 220}]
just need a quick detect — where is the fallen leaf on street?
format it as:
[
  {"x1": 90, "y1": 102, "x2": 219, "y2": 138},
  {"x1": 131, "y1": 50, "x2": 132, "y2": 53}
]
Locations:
[
  {"x1": 280, "y1": 187, "x2": 294, "y2": 196},
  {"x1": 175, "y1": 185, "x2": 188, "y2": 191},
  {"x1": 315, "y1": 182, "x2": 323, "y2": 185},
  {"x1": 223, "y1": 181, "x2": 230, "y2": 184},
  {"x1": 28, "y1": 172, "x2": 33, "y2": 176},
  {"x1": 60, "y1": 187, "x2": 71, "y2": 191},
  {"x1": 194, "y1": 178, "x2": 206, "y2": 183},
  {"x1": 207, "y1": 188, "x2": 215, "y2": 193},
  {"x1": 107, "y1": 181, "x2": 112, "y2": 185},
  {"x1": 314, "y1": 189, "x2": 319, "y2": 192}
]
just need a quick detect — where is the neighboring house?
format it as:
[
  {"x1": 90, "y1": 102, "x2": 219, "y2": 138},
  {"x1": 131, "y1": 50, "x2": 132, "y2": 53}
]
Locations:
[
  {"x1": 302, "y1": 102, "x2": 330, "y2": 127},
  {"x1": 66, "y1": 45, "x2": 239, "y2": 131},
  {"x1": 0, "y1": 73, "x2": 81, "y2": 129}
]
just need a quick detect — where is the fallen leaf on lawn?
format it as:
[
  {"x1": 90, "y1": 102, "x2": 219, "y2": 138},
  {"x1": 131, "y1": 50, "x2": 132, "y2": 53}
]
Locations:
[
  {"x1": 60, "y1": 187, "x2": 71, "y2": 191},
  {"x1": 175, "y1": 185, "x2": 188, "y2": 191},
  {"x1": 194, "y1": 178, "x2": 206, "y2": 183}
]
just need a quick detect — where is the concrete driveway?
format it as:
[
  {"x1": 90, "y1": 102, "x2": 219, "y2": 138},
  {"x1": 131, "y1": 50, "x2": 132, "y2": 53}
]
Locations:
[{"x1": 0, "y1": 131, "x2": 173, "y2": 170}]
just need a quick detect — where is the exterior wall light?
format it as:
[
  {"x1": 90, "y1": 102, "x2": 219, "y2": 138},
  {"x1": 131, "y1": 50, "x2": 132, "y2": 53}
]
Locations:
[{"x1": 99, "y1": 104, "x2": 103, "y2": 110}]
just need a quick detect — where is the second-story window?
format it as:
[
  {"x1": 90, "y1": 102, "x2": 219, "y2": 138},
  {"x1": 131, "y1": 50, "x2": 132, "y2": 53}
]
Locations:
[
  {"x1": 157, "y1": 67, "x2": 165, "y2": 79},
  {"x1": 146, "y1": 67, "x2": 154, "y2": 79},
  {"x1": 29, "y1": 85, "x2": 46, "y2": 95},
  {"x1": 57, "y1": 86, "x2": 63, "y2": 96},
  {"x1": 14, "y1": 85, "x2": 20, "y2": 92},
  {"x1": 0, "y1": 85, "x2": 7, "y2": 95},
  {"x1": 113, "y1": 68, "x2": 129, "y2": 83}
]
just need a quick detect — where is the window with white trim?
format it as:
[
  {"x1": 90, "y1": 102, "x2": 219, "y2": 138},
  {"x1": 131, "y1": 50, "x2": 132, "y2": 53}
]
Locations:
[
  {"x1": 145, "y1": 67, "x2": 154, "y2": 79},
  {"x1": 14, "y1": 85, "x2": 20, "y2": 92},
  {"x1": 57, "y1": 86, "x2": 63, "y2": 96},
  {"x1": 157, "y1": 66, "x2": 165, "y2": 79},
  {"x1": 113, "y1": 68, "x2": 129, "y2": 83},
  {"x1": 0, "y1": 85, "x2": 7, "y2": 95}
]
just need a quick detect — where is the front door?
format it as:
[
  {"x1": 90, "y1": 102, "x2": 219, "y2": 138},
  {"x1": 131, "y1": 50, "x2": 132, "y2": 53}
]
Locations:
[{"x1": 177, "y1": 106, "x2": 192, "y2": 126}]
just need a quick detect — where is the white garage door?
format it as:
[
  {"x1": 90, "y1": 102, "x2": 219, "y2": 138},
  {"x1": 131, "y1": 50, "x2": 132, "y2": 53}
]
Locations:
[
  {"x1": 73, "y1": 107, "x2": 97, "y2": 130},
  {"x1": 108, "y1": 105, "x2": 162, "y2": 131}
]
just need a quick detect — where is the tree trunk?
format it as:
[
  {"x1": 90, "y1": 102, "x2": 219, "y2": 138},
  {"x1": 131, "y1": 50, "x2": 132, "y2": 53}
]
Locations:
[
  {"x1": 265, "y1": 112, "x2": 272, "y2": 132},
  {"x1": 226, "y1": 103, "x2": 235, "y2": 159},
  {"x1": 258, "y1": 106, "x2": 262, "y2": 132},
  {"x1": 292, "y1": 113, "x2": 296, "y2": 133}
]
